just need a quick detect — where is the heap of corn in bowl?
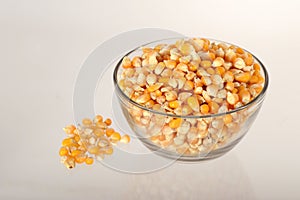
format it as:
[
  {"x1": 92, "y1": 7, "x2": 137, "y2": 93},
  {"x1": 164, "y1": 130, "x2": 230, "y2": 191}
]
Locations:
[{"x1": 114, "y1": 38, "x2": 268, "y2": 161}]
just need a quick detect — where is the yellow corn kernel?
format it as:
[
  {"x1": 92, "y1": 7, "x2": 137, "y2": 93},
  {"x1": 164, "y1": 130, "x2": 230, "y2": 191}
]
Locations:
[
  {"x1": 122, "y1": 56, "x2": 132, "y2": 68},
  {"x1": 177, "y1": 63, "x2": 188, "y2": 72},
  {"x1": 238, "y1": 89, "x2": 251, "y2": 104},
  {"x1": 212, "y1": 57, "x2": 224, "y2": 67},
  {"x1": 158, "y1": 77, "x2": 170, "y2": 84},
  {"x1": 74, "y1": 135, "x2": 81, "y2": 142},
  {"x1": 110, "y1": 132, "x2": 121, "y2": 141},
  {"x1": 188, "y1": 61, "x2": 199, "y2": 72},
  {"x1": 164, "y1": 60, "x2": 177, "y2": 69},
  {"x1": 208, "y1": 102, "x2": 219, "y2": 114},
  {"x1": 75, "y1": 154, "x2": 87, "y2": 164},
  {"x1": 232, "y1": 88, "x2": 238, "y2": 94},
  {"x1": 169, "y1": 100, "x2": 179, "y2": 109},
  {"x1": 106, "y1": 128, "x2": 115, "y2": 137},
  {"x1": 236, "y1": 47, "x2": 244, "y2": 54},
  {"x1": 183, "y1": 80, "x2": 194, "y2": 90},
  {"x1": 255, "y1": 85, "x2": 263, "y2": 94},
  {"x1": 104, "y1": 118, "x2": 112, "y2": 126},
  {"x1": 88, "y1": 146, "x2": 100, "y2": 155},
  {"x1": 227, "y1": 92, "x2": 239, "y2": 105},
  {"x1": 62, "y1": 138, "x2": 76, "y2": 147},
  {"x1": 258, "y1": 75, "x2": 264, "y2": 84},
  {"x1": 132, "y1": 56, "x2": 142, "y2": 67},
  {"x1": 85, "y1": 157, "x2": 94, "y2": 165},
  {"x1": 187, "y1": 96, "x2": 200, "y2": 112},
  {"x1": 253, "y1": 63, "x2": 261, "y2": 71},
  {"x1": 202, "y1": 41, "x2": 209, "y2": 51},
  {"x1": 120, "y1": 134, "x2": 131, "y2": 143},
  {"x1": 59, "y1": 147, "x2": 69, "y2": 156},
  {"x1": 206, "y1": 67, "x2": 215, "y2": 75},
  {"x1": 208, "y1": 52, "x2": 216, "y2": 60},
  {"x1": 215, "y1": 66, "x2": 225, "y2": 76},
  {"x1": 244, "y1": 53, "x2": 254, "y2": 66},
  {"x1": 169, "y1": 118, "x2": 182, "y2": 129},
  {"x1": 200, "y1": 60, "x2": 212, "y2": 68},
  {"x1": 82, "y1": 118, "x2": 92, "y2": 126},
  {"x1": 249, "y1": 75, "x2": 259, "y2": 84},
  {"x1": 225, "y1": 50, "x2": 236, "y2": 62},
  {"x1": 235, "y1": 72, "x2": 251, "y2": 83},
  {"x1": 145, "y1": 99, "x2": 155, "y2": 107},
  {"x1": 155, "y1": 89, "x2": 162, "y2": 97},
  {"x1": 225, "y1": 82, "x2": 234, "y2": 91},
  {"x1": 71, "y1": 149, "x2": 82, "y2": 157},
  {"x1": 147, "y1": 83, "x2": 163, "y2": 92},
  {"x1": 223, "y1": 114, "x2": 233, "y2": 124},
  {"x1": 233, "y1": 58, "x2": 246, "y2": 69},
  {"x1": 200, "y1": 104, "x2": 210, "y2": 114},
  {"x1": 63, "y1": 125, "x2": 76, "y2": 135}
]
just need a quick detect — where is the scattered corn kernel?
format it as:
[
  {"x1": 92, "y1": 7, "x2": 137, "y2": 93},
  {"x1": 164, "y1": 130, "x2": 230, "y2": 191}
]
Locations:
[
  {"x1": 85, "y1": 157, "x2": 94, "y2": 165},
  {"x1": 110, "y1": 132, "x2": 121, "y2": 141},
  {"x1": 59, "y1": 147, "x2": 69, "y2": 156},
  {"x1": 63, "y1": 125, "x2": 76, "y2": 135},
  {"x1": 59, "y1": 115, "x2": 130, "y2": 169}
]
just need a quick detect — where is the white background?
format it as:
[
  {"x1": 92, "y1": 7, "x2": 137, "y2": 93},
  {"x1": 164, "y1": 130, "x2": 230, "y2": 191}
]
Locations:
[{"x1": 1, "y1": 0, "x2": 300, "y2": 199}]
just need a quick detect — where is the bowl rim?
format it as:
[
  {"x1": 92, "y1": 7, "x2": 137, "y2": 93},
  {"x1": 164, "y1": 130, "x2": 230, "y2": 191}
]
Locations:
[{"x1": 113, "y1": 37, "x2": 269, "y2": 119}]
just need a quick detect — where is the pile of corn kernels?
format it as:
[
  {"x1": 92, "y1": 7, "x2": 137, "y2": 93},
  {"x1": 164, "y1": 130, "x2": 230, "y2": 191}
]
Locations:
[
  {"x1": 118, "y1": 38, "x2": 264, "y2": 155},
  {"x1": 59, "y1": 115, "x2": 130, "y2": 169}
]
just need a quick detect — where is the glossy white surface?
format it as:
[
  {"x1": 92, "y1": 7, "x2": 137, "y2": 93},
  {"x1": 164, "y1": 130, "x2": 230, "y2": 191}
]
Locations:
[{"x1": 1, "y1": 0, "x2": 299, "y2": 199}]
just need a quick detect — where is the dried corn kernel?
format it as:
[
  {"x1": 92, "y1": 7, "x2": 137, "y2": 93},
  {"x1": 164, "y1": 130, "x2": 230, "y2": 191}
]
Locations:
[
  {"x1": 235, "y1": 72, "x2": 251, "y2": 83},
  {"x1": 200, "y1": 104, "x2": 210, "y2": 114},
  {"x1": 122, "y1": 56, "x2": 132, "y2": 68},
  {"x1": 200, "y1": 60, "x2": 212, "y2": 68},
  {"x1": 187, "y1": 96, "x2": 200, "y2": 112},
  {"x1": 110, "y1": 132, "x2": 121, "y2": 141},
  {"x1": 169, "y1": 118, "x2": 182, "y2": 129},
  {"x1": 169, "y1": 100, "x2": 179, "y2": 109},
  {"x1": 85, "y1": 157, "x2": 94, "y2": 165},
  {"x1": 63, "y1": 125, "x2": 76, "y2": 135},
  {"x1": 59, "y1": 147, "x2": 69, "y2": 156},
  {"x1": 71, "y1": 149, "x2": 83, "y2": 157}
]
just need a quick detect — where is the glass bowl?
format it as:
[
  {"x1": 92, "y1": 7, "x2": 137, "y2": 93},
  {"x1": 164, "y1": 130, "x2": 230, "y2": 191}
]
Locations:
[{"x1": 113, "y1": 38, "x2": 269, "y2": 161}]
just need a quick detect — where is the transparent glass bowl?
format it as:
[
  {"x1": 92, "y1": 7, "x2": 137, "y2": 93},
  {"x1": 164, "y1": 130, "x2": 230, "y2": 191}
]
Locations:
[{"x1": 113, "y1": 38, "x2": 269, "y2": 161}]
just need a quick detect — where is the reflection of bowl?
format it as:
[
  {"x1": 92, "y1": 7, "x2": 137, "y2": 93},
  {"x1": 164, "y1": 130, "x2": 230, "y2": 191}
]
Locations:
[{"x1": 113, "y1": 38, "x2": 269, "y2": 161}]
